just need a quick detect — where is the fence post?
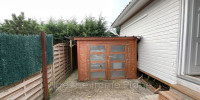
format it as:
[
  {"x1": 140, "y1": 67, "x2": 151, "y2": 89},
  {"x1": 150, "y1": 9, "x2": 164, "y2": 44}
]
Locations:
[
  {"x1": 52, "y1": 45, "x2": 56, "y2": 89},
  {"x1": 70, "y1": 40, "x2": 73, "y2": 73},
  {"x1": 41, "y1": 31, "x2": 48, "y2": 100}
]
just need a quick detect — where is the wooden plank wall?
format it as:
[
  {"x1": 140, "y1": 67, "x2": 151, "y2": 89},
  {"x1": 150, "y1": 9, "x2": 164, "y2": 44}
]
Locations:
[
  {"x1": 0, "y1": 43, "x2": 71, "y2": 100},
  {"x1": 0, "y1": 65, "x2": 51, "y2": 100},
  {"x1": 77, "y1": 41, "x2": 88, "y2": 81},
  {"x1": 52, "y1": 43, "x2": 71, "y2": 88}
]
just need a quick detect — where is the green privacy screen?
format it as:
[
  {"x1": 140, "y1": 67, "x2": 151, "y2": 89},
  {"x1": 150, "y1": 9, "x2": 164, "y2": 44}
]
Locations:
[{"x1": 0, "y1": 33, "x2": 53, "y2": 86}]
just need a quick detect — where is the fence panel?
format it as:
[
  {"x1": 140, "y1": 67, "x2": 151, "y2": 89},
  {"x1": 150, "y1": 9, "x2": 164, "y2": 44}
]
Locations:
[
  {"x1": 52, "y1": 43, "x2": 71, "y2": 88},
  {"x1": 0, "y1": 64, "x2": 51, "y2": 100},
  {"x1": 0, "y1": 43, "x2": 71, "y2": 100}
]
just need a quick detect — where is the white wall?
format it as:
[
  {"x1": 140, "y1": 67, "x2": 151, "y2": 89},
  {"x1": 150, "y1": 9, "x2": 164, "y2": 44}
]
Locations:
[{"x1": 120, "y1": 0, "x2": 180, "y2": 84}]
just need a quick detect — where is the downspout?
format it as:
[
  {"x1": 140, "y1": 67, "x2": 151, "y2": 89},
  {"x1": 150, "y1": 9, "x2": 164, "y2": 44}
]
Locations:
[
  {"x1": 136, "y1": 36, "x2": 142, "y2": 77},
  {"x1": 136, "y1": 36, "x2": 142, "y2": 61}
]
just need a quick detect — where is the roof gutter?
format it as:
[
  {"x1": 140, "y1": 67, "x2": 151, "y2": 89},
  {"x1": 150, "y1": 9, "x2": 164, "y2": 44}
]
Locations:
[{"x1": 112, "y1": 0, "x2": 153, "y2": 28}]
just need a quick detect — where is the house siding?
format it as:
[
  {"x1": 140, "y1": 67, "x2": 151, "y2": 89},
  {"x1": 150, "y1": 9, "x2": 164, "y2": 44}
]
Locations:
[{"x1": 120, "y1": 0, "x2": 180, "y2": 84}]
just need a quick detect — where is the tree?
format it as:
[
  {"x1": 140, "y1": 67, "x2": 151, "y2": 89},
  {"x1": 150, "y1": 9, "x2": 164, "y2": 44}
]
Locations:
[
  {"x1": 42, "y1": 16, "x2": 117, "y2": 43},
  {"x1": 79, "y1": 16, "x2": 116, "y2": 37},
  {"x1": 41, "y1": 18, "x2": 66, "y2": 43},
  {"x1": 0, "y1": 12, "x2": 117, "y2": 43},
  {"x1": 0, "y1": 12, "x2": 40, "y2": 35},
  {"x1": 116, "y1": 26, "x2": 120, "y2": 35}
]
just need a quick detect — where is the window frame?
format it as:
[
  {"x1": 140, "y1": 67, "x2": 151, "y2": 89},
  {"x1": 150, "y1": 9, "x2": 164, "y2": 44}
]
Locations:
[{"x1": 178, "y1": 0, "x2": 200, "y2": 85}]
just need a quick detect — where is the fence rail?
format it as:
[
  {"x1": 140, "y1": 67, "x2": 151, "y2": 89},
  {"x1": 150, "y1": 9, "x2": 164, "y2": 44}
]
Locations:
[{"x1": 0, "y1": 43, "x2": 71, "y2": 100}]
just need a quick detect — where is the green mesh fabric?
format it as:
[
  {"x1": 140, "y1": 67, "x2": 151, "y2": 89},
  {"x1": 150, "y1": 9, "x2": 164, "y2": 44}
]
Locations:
[
  {"x1": 0, "y1": 33, "x2": 53, "y2": 86},
  {"x1": 45, "y1": 35, "x2": 54, "y2": 65}
]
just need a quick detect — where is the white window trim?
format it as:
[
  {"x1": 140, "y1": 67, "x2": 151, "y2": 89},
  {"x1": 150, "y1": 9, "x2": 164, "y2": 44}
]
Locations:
[{"x1": 178, "y1": 0, "x2": 200, "y2": 85}]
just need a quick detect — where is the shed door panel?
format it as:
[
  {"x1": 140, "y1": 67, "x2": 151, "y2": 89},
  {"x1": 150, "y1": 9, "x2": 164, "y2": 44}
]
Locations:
[
  {"x1": 109, "y1": 44, "x2": 127, "y2": 79},
  {"x1": 89, "y1": 44, "x2": 107, "y2": 80}
]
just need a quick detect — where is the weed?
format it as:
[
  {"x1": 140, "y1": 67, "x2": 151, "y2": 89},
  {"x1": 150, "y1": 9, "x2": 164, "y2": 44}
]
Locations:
[
  {"x1": 48, "y1": 82, "x2": 53, "y2": 99},
  {"x1": 138, "y1": 82, "x2": 146, "y2": 88},
  {"x1": 98, "y1": 78, "x2": 103, "y2": 82}
]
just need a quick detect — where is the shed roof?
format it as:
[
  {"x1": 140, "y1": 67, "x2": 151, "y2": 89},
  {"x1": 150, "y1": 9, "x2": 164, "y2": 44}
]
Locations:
[{"x1": 73, "y1": 37, "x2": 136, "y2": 41}]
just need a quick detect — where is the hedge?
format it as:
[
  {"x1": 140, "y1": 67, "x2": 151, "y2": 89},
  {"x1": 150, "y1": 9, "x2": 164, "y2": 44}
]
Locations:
[{"x1": 0, "y1": 33, "x2": 53, "y2": 86}]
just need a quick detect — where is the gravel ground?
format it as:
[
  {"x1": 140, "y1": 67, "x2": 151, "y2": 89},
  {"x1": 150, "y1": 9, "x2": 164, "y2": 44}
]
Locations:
[{"x1": 50, "y1": 70, "x2": 158, "y2": 100}]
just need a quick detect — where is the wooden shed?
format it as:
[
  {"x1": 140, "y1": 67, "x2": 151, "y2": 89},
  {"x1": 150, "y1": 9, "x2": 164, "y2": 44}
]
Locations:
[{"x1": 74, "y1": 37, "x2": 137, "y2": 81}]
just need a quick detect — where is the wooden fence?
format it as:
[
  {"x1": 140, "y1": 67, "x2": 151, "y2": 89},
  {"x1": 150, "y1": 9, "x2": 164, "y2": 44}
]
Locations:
[
  {"x1": 0, "y1": 43, "x2": 71, "y2": 100},
  {"x1": 52, "y1": 43, "x2": 71, "y2": 88}
]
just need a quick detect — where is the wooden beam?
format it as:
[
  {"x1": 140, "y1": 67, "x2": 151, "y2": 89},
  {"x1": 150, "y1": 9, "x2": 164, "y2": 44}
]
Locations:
[
  {"x1": 70, "y1": 40, "x2": 73, "y2": 73},
  {"x1": 159, "y1": 91, "x2": 183, "y2": 100},
  {"x1": 73, "y1": 37, "x2": 136, "y2": 41},
  {"x1": 138, "y1": 69, "x2": 171, "y2": 86},
  {"x1": 40, "y1": 31, "x2": 48, "y2": 100},
  {"x1": 171, "y1": 84, "x2": 200, "y2": 100},
  {"x1": 139, "y1": 69, "x2": 200, "y2": 99}
]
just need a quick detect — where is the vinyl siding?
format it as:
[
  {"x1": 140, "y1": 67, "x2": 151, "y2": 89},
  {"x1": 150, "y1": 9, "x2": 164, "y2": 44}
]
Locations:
[{"x1": 120, "y1": 0, "x2": 180, "y2": 84}]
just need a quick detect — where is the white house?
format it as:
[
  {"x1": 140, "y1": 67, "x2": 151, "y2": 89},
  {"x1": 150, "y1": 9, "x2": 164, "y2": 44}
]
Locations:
[{"x1": 112, "y1": 0, "x2": 200, "y2": 99}]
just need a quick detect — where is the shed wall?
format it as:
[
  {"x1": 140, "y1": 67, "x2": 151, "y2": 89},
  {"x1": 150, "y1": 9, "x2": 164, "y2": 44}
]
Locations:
[
  {"x1": 120, "y1": 0, "x2": 180, "y2": 84},
  {"x1": 78, "y1": 41, "x2": 88, "y2": 81},
  {"x1": 76, "y1": 38, "x2": 137, "y2": 81}
]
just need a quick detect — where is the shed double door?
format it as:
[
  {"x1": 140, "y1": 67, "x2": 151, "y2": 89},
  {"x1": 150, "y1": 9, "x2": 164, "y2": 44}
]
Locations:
[{"x1": 89, "y1": 42, "x2": 128, "y2": 80}]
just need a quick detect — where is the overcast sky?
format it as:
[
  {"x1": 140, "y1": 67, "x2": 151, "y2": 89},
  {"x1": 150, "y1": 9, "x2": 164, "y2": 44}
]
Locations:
[{"x1": 0, "y1": 0, "x2": 131, "y2": 26}]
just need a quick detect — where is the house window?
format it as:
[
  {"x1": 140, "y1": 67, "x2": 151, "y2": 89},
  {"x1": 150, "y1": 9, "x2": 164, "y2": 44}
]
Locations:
[{"x1": 179, "y1": 0, "x2": 200, "y2": 83}]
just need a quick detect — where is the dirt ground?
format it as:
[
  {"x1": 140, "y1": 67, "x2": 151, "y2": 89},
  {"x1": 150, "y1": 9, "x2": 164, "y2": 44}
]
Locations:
[{"x1": 50, "y1": 70, "x2": 158, "y2": 100}]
